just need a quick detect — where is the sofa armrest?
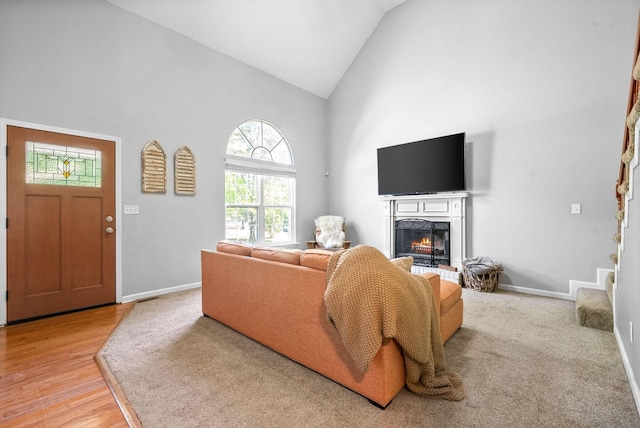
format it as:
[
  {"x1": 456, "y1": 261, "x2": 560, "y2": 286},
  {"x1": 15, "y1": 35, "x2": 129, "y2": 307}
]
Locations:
[{"x1": 420, "y1": 272, "x2": 441, "y2": 316}]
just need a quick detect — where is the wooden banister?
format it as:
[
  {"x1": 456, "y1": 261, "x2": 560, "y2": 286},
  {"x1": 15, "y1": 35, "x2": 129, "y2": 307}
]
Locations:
[{"x1": 617, "y1": 12, "x2": 640, "y2": 210}]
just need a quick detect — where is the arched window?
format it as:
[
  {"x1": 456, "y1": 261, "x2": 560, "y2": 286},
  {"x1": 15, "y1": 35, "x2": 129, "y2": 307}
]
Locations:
[{"x1": 225, "y1": 120, "x2": 295, "y2": 245}]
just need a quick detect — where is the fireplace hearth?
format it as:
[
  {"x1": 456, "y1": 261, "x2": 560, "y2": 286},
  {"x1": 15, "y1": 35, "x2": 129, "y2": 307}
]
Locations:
[{"x1": 395, "y1": 219, "x2": 450, "y2": 267}]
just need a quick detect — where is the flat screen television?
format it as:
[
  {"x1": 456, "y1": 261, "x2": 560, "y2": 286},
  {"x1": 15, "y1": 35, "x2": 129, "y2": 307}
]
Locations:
[{"x1": 377, "y1": 132, "x2": 466, "y2": 196}]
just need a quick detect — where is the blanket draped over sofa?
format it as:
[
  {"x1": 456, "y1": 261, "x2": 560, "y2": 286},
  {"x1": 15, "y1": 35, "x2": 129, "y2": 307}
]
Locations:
[{"x1": 324, "y1": 245, "x2": 465, "y2": 401}]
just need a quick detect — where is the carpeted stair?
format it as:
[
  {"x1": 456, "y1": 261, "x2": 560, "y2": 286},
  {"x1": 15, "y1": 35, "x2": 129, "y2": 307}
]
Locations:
[{"x1": 576, "y1": 287, "x2": 613, "y2": 332}]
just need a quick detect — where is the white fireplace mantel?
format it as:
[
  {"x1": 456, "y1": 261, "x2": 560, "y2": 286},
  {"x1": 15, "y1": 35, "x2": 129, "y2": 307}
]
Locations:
[{"x1": 381, "y1": 192, "x2": 469, "y2": 271}]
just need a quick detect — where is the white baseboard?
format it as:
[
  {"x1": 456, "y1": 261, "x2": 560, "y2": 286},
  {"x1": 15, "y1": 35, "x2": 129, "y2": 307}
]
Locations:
[
  {"x1": 496, "y1": 268, "x2": 613, "y2": 302},
  {"x1": 498, "y1": 284, "x2": 575, "y2": 301},
  {"x1": 121, "y1": 282, "x2": 201, "y2": 303},
  {"x1": 615, "y1": 325, "x2": 640, "y2": 416},
  {"x1": 565, "y1": 268, "x2": 613, "y2": 301}
]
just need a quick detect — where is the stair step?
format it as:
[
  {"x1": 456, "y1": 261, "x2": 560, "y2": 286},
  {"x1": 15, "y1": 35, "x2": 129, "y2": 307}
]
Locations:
[{"x1": 576, "y1": 288, "x2": 613, "y2": 332}]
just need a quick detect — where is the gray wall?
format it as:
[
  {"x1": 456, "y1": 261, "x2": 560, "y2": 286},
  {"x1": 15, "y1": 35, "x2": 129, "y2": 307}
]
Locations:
[
  {"x1": 327, "y1": 0, "x2": 638, "y2": 295},
  {"x1": 0, "y1": 0, "x2": 328, "y2": 298}
]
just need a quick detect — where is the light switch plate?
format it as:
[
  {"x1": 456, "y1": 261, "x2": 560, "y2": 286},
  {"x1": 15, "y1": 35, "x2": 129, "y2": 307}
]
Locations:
[
  {"x1": 571, "y1": 204, "x2": 581, "y2": 215},
  {"x1": 124, "y1": 205, "x2": 139, "y2": 215}
]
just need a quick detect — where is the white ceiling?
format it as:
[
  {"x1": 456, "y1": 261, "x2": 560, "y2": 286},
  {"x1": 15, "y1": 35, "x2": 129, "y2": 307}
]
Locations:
[{"x1": 105, "y1": 0, "x2": 407, "y2": 98}]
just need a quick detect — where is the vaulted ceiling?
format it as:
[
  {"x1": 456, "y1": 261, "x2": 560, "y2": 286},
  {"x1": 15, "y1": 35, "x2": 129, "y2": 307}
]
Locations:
[{"x1": 105, "y1": 0, "x2": 407, "y2": 98}]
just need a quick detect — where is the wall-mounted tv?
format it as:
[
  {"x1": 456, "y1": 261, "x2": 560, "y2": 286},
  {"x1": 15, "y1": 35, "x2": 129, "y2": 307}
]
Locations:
[{"x1": 377, "y1": 132, "x2": 466, "y2": 196}]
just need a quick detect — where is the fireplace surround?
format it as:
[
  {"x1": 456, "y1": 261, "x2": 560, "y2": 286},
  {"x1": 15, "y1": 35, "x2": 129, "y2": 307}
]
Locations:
[{"x1": 381, "y1": 192, "x2": 469, "y2": 276}]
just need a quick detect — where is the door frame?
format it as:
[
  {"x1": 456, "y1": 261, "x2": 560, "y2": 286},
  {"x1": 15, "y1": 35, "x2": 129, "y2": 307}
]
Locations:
[{"x1": 0, "y1": 118, "x2": 123, "y2": 326}]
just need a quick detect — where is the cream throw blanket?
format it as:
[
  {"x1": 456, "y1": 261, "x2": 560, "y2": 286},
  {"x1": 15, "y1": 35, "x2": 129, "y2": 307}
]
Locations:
[{"x1": 324, "y1": 245, "x2": 465, "y2": 401}]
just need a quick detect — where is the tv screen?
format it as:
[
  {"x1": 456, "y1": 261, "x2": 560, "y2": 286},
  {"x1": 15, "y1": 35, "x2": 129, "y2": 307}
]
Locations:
[{"x1": 377, "y1": 133, "x2": 466, "y2": 196}]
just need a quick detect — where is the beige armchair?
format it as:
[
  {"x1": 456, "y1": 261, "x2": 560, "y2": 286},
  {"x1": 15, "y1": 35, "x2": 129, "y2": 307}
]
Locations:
[{"x1": 306, "y1": 215, "x2": 351, "y2": 250}]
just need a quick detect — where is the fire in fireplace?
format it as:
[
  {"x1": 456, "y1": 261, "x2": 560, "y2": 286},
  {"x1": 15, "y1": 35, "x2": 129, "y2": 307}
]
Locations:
[{"x1": 395, "y1": 219, "x2": 450, "y2": 267}]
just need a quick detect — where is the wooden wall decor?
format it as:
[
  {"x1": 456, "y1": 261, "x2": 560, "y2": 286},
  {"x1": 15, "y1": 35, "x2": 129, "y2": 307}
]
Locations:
[
  {"x1": 141, "y1": 140, "x2": 167, "y2": 193},
  {"x1": 174, "y1": 146, "x2": 196, "y2": 195}
]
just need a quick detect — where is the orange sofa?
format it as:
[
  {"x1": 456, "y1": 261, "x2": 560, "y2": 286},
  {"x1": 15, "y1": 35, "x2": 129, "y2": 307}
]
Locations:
[{"x1": 201, "y1": 241, "x2": 463, "y2": 407}]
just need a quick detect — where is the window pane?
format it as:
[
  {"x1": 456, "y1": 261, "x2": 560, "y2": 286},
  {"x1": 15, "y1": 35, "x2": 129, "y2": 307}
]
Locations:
[
  {"x1": 227, "y1": 129, "x2": 253, "y2": 157},
  {"x1": 265, "y1": 207, "x2": 291, "y2": 244},
  {"x1": 225, "y1": 207, "x2": 258, "y2": 243},
  {"x1": 225, "y1": 171, "x2": 257, "y2": 204},
  {"x1": 252, "y1": 146, "x2": 272, "y2": 162},
  {"x1": 271, "y1": 142, "x2": 292, "y2": 164},
  {"x1": 238, "y1": 121, "x2": 261, "y2": 148},
  {"x1": 26, "y1": 141, "x2": 101, "y2": 187},
  {"x1": 226, "y1": 120, "x2": 293, "y2": 165},
  {"x1": 262, "y1": 123, "x2": 283, "y2": 151},
  {"x1": 263, "y1": 176, "x2": 291, "y2": 205}
]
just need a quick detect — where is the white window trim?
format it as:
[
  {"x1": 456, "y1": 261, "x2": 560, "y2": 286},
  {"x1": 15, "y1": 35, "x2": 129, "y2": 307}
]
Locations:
[{"x1": 225, "y1": 155, "x2": 296, "y2": 177}]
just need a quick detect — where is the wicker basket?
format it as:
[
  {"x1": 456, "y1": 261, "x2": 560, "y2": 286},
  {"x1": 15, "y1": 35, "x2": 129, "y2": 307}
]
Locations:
[{"x1": 463, "y1": 269, "x2": 501, "y2": 292}]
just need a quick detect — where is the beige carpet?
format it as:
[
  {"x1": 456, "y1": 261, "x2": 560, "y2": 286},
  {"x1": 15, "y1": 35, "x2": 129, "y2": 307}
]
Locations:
[{"x1": 99, "y1": 288, "x2": 640, "y2": 427}]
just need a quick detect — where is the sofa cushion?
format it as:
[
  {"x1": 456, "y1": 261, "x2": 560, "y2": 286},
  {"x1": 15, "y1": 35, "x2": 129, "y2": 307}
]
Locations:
[
  {"x1": 390, "y1": 256, "x2": 413, "y2": 272},
  {"x1": 440, "y1": 279, "x2": 463, "y2": 314},
  {"x1": 300, "y1": 249, "x2": 333, "y2": 271},
  {"x1": 251, "y1": 247, "x2": 301, "y2": 265},
  {"x1": 216, "y1": 240, "x2": 253, "y2": 256}
]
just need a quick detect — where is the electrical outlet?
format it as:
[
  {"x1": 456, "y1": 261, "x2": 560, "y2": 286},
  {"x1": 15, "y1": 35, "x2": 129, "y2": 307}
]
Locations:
[
  {"x1": 124, "y1": 205, "x2": 139, "y2": 215},
  {"x1": 631, "y1": 321, "x2": 634, "y2": 344}
]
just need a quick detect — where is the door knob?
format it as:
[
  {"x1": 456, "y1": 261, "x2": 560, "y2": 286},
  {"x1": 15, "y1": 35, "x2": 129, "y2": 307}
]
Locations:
[
  {"x1": 105, "y1": 227, "x2": 114, "y2": 234},
  {"x1": 106, "y1": 215, "x2": 113, "y2": 222}
]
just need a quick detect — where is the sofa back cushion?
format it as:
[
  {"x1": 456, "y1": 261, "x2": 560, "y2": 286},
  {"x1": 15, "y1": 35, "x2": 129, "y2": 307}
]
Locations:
[
  {"x1": 251, "y1": 247, "x2": 302, "y2": 265},
  {"x1": 215, "y1": 240, "x2": 331, "y2": 270},
  {"x1": 300, "y1": 249, "x2": 333, "y2": 271},
  {"x1": 217, "y1": 240, "x2": 253, "y2": 256}
]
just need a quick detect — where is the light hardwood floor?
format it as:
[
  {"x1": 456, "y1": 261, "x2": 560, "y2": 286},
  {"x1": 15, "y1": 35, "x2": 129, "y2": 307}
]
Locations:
[{"x1": 0, "y1": 303, "x2": 133, "y2": 427}]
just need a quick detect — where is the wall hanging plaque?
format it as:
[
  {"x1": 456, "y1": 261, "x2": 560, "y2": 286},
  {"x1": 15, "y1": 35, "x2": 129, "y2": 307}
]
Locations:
[
  {"x1": 141, "y1": 140, "x2": 167, "y2": 193},
  {"x1": 174, "y1": 146, "x2": 196, "y2": 195}
]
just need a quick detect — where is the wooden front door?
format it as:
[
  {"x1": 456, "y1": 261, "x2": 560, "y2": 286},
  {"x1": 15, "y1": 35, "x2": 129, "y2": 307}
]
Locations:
[{"x1": 6, "y1": 126, "x2": 116, "y2": 322}]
